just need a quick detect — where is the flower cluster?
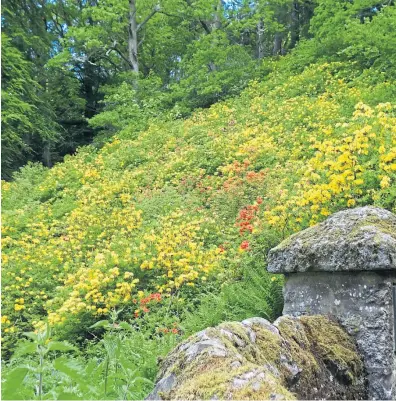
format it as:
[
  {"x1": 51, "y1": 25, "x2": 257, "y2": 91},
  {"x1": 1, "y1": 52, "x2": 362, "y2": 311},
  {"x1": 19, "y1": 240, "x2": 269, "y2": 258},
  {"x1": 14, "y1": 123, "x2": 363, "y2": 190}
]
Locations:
[
  {"x1": 2, "y1": 61, "x2": 394, "y2": 354},
  {"x1": 140, "y1": 212, "x2": 225, "y2": 293},
  {"x1": 133, "y1": 292, "x2": 162, "y2": 317},
  {"x1": 236, "y1": 197, "x2": 263, "y2": 235}
]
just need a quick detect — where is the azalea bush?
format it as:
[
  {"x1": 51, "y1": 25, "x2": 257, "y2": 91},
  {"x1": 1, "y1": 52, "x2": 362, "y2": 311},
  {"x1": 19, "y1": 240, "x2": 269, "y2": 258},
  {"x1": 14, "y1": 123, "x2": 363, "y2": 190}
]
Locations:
[{"x1": 2, "y1": 60, "x2": 395, "y2": 398}]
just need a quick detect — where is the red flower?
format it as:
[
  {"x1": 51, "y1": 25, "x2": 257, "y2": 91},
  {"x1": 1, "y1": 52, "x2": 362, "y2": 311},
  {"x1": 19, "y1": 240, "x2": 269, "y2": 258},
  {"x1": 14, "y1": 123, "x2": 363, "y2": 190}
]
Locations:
[
  {"x1": 246, "y1": 171, "x2": 256, "y2": 180},
  {"x1": 240, "y1": 240, "x2": 250, "y2": 250},
  {"x1": 140, "y1": 292, "x2": 162, "y2": 306}
]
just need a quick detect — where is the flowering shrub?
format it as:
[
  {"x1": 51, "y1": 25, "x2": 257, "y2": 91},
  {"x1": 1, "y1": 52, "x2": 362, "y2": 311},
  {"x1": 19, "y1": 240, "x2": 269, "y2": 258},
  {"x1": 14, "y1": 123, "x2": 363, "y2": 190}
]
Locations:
[
  {"x1": 2, "y1": 61, "x2": 395, "y2": 356},
  {"x1": 140, "y1": 212, "x2": 225, "y2": 292}
]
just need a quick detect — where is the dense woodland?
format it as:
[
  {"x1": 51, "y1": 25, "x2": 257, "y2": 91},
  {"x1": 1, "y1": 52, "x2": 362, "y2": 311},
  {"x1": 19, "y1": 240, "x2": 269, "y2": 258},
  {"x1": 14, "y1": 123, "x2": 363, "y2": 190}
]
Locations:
[
  {"x1": 2, "y1": 0, "x2": 396, "y2": 399},
  {"x1": 3, "y1": 0, "x2": 393, "y2": 178}
]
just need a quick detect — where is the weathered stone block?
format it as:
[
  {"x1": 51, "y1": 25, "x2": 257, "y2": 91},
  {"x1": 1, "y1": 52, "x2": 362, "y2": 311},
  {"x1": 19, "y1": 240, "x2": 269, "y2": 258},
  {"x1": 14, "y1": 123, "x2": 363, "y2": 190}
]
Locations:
[
  {"x1": 267, "y1": 206, "x2": 396, "y2": 400},
  {"x1": 147, "y1": 316, "x2": 366, "y2": 400},
  {"x1": 267, "y1": 206, "x2": 396, "y2": 273}
]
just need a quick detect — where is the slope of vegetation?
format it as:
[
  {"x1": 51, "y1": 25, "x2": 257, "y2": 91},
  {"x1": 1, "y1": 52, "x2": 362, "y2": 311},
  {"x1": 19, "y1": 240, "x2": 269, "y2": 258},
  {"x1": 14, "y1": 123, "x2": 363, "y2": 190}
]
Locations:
[{"x1": 2, "y1": 1, "x2": 396, "y2": 400}]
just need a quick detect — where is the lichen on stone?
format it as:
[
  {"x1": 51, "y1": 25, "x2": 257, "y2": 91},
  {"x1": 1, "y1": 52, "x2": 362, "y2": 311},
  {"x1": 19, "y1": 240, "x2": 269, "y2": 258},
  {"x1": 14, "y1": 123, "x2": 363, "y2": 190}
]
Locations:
[
  {"x1": 267, "y1": 206, "x2": 396, "y2": 273},
  {"x1": 147, "y1": 316, "x2": 367, "y2": 400}
]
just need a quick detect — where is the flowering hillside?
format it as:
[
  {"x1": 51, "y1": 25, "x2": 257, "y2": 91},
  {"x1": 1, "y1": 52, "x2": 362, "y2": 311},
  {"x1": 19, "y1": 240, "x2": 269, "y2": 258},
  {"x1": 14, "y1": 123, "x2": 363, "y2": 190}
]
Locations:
[{"x1": 2, "y1": 61, "x2": 395, "y2": 399}]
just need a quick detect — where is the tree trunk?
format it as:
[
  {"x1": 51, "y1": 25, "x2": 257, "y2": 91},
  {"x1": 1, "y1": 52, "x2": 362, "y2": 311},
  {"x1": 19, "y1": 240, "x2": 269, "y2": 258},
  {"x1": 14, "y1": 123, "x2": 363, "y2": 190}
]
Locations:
[
  {"x1": 290, "y1": 1, "x2": 300, "y2": 49},
  {"x1": 212, "y1": 0, "x2": 222, "y2": 31},
  {"x1": 43, "y1": 142, "x2": 52, "y2": 167},
  {"x1": 128, "y1": 0, "x2": 139, "y2": 74},
  {"x1": 83, "y1": 60, "x2": 96, "y2": 118},
  {"x1": 273, "y1": 32, "x2": 282, "y2": 55},
  {"x1": 257, "y1": 19, "x2": 265, "y2": 59},
  {"x1": 300, "y1": 1, "x2": 314, "y2": 38}
]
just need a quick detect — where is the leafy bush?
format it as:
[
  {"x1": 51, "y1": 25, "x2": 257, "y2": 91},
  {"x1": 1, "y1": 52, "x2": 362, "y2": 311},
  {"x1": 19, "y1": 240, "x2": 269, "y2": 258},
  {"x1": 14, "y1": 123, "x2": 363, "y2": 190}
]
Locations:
[
  {"x1": 2, "y1": 318, "x2": 177, "y2": 400},
  {"x1": 181, "y1": 262, "x2": 283, "y2": 336},
  {"x1": 2, "y1": 38, "x2": 396, "y2": 400},
  {"x1": 3, "y1": 61, "x2": 395, "y2": 350}
]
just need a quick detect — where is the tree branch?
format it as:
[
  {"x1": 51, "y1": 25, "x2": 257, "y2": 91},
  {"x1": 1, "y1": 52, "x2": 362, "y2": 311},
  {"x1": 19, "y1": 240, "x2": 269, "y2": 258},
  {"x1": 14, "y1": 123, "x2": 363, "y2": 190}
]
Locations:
[
  {"x1": 199, "y1": 19, "x2": 212, "y2": 34},
  {"x1": 157, "y1": 10, "x2": 185, "y2": 20},
  {"x1": 107, "y1": 46, "x2": 133, "y2": 68},
  {"x1": 137, "y1": 5, "x2": 160, "y2": 32}
]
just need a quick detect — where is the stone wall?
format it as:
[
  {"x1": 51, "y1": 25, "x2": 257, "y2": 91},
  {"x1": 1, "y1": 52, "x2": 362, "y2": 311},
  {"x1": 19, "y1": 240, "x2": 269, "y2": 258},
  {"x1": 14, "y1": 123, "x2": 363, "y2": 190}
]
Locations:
[
  {"x1": 147, "y1": 316, "x2": 366, "y2": 400},
  {"x1": 268, "y1": 206, "x2": 396, "y2": 400},
  {"x1": 282, "y1": 271, "x2": 395, "y2": 400}
]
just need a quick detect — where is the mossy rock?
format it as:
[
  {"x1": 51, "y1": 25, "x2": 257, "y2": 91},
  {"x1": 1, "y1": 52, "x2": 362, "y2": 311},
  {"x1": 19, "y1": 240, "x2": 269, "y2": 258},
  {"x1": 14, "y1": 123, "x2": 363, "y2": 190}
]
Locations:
[
  {"x1": 147, "y1": 315, "x2": 367, "y2": 400},
  {"x1": 267, "y1": 206, "x2": 396, "y2": 273}
]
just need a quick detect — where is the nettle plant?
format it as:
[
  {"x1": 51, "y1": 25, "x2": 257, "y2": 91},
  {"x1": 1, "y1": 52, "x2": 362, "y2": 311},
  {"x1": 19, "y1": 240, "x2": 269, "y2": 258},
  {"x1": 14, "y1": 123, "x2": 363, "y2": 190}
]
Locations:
[
  {"x1": 2, "y1": 324, "x2": 76, "y2": 400},
  {"x1": 2, "y1": 315, "x2": 157, "y2": 400}
]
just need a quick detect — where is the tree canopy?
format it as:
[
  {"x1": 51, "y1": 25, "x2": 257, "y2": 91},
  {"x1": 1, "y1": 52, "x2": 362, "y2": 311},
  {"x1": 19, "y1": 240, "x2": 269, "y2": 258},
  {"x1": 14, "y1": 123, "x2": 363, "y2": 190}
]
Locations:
[{"x1": 2, "y1": 0, "x2": 395, "y2": 178}]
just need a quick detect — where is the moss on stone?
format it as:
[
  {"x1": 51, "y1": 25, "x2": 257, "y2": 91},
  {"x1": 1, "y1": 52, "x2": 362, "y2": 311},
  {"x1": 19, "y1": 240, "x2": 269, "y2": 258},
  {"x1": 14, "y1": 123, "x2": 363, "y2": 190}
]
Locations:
[
  {"x1": 275, "y1": 209, "x2": 396, "y2": 253},
  {"x1": 349, "y1": 215, "x2": 396, "y2": 241},
  {"x1": 217, "y1": 321, "x2": 252, "y2": 347},
  {"x1": 148, "y1": 316, "x2": 366, "y2": 400},
  {"x1": 268, "y1": 206, "x2": 396, "y2": 273},
  {"x1": 231, "y1": 369, "x2": 296, "y2": 401},
  {"x1": 251, "y1": 324, "x2": 284, "y2": 365},
  {"x1": 168, "y1": 358, "x2": 296, "y2": 400},
  {"x1": 275, "y1": 316, "x2": 366, "y2": 399},
  {"x1": 300, "y1": 315, "x2": 364, "y2": 381}
]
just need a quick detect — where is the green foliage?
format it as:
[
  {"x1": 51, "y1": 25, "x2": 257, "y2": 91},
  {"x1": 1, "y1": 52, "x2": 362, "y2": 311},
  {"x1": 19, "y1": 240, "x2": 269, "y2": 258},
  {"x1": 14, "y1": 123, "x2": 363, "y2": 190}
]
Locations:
[
  {"x1": 1, "y1": 0, "x2": 320, "y2": 175},
  {"x1": 181, "y1": 263, "x2": 283, "y2": 336},
  {"x1": 171, "y1": 30, "x2": 257, "y2": 113},
  {"x1": 4, "y1": 0, "x2": 396, "y2": 176},
  {"x1": 2, "y1": 324, "x2": 75, "y2": 400},
  {"x1": 1, "y1": 34, "x2": 60, "y2": 179},
  {"x1": 89, "y1": 73, "x2": 169, "y2": 142},
  {"x1": 304, "y1": 1, "x2": 396, "y2": 76},
  {"x1": 2, "y1": 316, "x2": 177, "y2": 400},
  {"x1": 2, "y1": 2, "x2": 396, "y2": 400}
]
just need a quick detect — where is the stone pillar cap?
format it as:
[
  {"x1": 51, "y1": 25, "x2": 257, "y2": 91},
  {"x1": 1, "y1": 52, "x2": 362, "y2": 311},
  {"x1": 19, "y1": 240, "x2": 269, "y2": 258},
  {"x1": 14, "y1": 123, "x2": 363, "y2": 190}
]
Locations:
[{"x1": 267, "y1": 206, "x2": 396, "y2": 273}]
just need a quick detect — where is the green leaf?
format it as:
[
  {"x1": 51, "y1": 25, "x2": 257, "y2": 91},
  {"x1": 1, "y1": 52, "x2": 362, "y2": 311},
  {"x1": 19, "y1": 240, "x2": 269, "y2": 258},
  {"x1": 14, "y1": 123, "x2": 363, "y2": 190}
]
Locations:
[
  {"x1": 23, "y1": 331, "x2": 38, "y2": 341},
  {"x1": 56, "y1": 392, "x2": 83, "y2": 400},
  {"x1": 2, "y1": 367, "x2": 29, "y2": 400},
  {"x1": 84, "y1": 359, "x2": 97, "y2": 376},
  {"x1": 89, "y1": 320, "x2": 110, "y2": 329},
  {"x1": 54, "y1": 357, "x2": 84, "y2": 383},
  {"x1": 134, "y1": 376, "x2": 154, "y2": 386},
  {"x1": 119, "y1": 322, "x2": 134, "y2": 331},
  {"x1": 47, "y1": 341, "x2": 76, "y2": 352},
  {"x1": 12, "y1": 342, "x2": 37, "y2": 358}
]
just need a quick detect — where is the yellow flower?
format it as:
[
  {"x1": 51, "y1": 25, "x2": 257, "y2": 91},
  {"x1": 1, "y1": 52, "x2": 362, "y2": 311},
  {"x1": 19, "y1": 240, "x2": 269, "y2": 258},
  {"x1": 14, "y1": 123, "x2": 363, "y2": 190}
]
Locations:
[
  {"x1": 380, "y1": 176, "x2": 391, "y2": 189},
  {"x1": 347, "y1": 199, "x2": 356, "y2": 207},
  {"x1": 1, "y1": 316, "x2": 10, "y2": 324}
]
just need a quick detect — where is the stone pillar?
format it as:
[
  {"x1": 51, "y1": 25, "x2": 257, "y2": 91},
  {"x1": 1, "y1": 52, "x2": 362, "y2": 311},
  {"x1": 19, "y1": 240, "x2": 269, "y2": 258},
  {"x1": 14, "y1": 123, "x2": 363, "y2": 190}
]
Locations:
[{"x1": 267, "y1": 206, "x2": 396, "y2": 400}]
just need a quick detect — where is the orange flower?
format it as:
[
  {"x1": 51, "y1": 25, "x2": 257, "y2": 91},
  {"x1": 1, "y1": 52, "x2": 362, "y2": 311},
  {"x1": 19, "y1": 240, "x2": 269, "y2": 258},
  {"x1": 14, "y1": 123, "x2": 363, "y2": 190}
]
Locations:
[{"x1": 240, "y1": 240, "x2": 250, "y2": 250}]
